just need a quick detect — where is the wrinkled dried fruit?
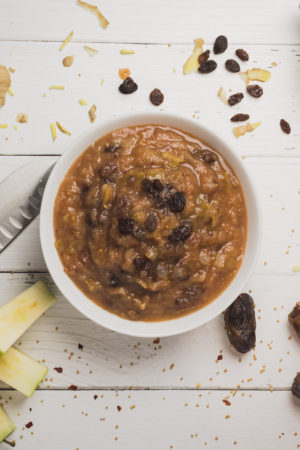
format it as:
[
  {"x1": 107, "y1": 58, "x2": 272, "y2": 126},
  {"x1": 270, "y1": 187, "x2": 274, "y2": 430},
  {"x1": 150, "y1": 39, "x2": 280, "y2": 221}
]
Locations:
[
  {"x1": 231, "y1": 113, "x2": 250, "y2": 122},
  {"x1": 118, "y1": 217, "x2": 134, "y2": 235},
  {"x1": 213, "y1": 35, "x2": 228, "y2": 54},
  {"x1": 169, "y1": 192, "x2": 186, "y2": 213},
  {"x1": 104, "y1": 143, "x2": 121, "y2": 153},
  {"x1": 247, "y1": 84, "x2": 263, "y2": 98},
  {"x1": 145, "y1": 213, "x2": 158, "y2": 232},
  {"x1": 149, "y1": 88, "x2": 164, "y2": 106},
  {"x1": 119, "y1": 77, "x2": 138, "y2": 94},
  {"x1": 235, "y1": 49, "x2": 249, "y2": 61},
  {"x1": 288, "y1": 302, "x2": 300, "y2": 338},
  {"x1": 224, "y1": 293, "x2": 256, "y2": 353},
  {"x1": 280, "y1": 119, "x2": 291, "y2": 135},
  {"x1": 225, "y1": 59, "x2": 241, "y2": 73},
  {"x1": 228, "y1": 92, "x2": 244, "y2": 106},
  {"x1": 168, "y1": 220, "x2": 193, "y2": 242},
  {"x1": 200, "y1": 150, "x2": 218, "y2": 164},
  {"x1": 133, "y1": 256, "x2": 150, "y2": 271},
  {"x1": 175, "y1": 297, "x2": 191, "y2": 309},
  {"x1": 198, "y1": 49, "x2": 210, "y2": 65},
  {"x1": 198, "y1": 60, "x2": 217, "y2": 74},
  {"x1": 292, "y1": 373, "x2": 300, "y2": 399}
]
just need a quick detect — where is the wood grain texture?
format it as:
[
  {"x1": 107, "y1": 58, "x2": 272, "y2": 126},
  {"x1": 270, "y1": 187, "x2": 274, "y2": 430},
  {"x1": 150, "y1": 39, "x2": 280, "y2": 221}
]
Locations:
[
  {"x1": 1, "y1": 390, "x2": 299, "y2": 450},
  {"x1": 0, "y1": 42, "x2": 299, "y2": 156},
  {"x1": 0, "y1": 0, "x2": 299, "y2": 44}
]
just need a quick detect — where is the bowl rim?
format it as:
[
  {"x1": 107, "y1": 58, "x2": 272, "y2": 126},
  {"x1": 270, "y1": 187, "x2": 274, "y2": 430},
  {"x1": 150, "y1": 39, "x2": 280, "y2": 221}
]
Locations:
[{"x1": 40, "y1": 111, "x2": 262, "y2": 338}]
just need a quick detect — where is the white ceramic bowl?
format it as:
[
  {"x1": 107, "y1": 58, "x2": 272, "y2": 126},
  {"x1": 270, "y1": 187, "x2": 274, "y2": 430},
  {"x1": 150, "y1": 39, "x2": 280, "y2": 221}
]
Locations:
[{"x1": 40, "y1": 112, "x2": 262, "y2": 338}]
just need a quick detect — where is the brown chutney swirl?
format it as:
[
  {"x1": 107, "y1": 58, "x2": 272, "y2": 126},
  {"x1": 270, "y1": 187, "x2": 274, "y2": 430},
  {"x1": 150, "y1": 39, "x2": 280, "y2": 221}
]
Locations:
[{"x1": 54, "y1": 125, "x2": 247, "y2": 321}]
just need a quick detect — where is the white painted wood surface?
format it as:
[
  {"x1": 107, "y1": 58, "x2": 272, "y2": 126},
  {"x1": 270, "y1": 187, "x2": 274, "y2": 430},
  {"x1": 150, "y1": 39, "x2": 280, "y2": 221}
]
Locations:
[{"x1": 0, "y1": 1, "x2": 300, "y2": 448}]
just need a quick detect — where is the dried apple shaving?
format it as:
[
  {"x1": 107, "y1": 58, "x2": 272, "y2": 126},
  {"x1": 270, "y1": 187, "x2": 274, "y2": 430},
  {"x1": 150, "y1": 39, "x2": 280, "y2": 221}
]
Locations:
[
  {"x1": 100, "y1": 77, "x2": 104, "y2": 86},
  {"x1": 49, "y1": 85, "x2": 65, "y2": 90},
  {"x1": 77, "y1": 0, "x2": 109, "y2": 29},
  {"x1": 7, "y1": 87, "x2": 14, "y2": 96},
  {"x1": 217, "y1": 87, "x2": 228, "y2": 105},
  {"x1": 292, "y1": 265, "x2": 300, "y2": 273},
  {"x1": 16, "y1": 113, "x2": 29, "y2": 123},
  {"x1": 13, "y1": 125, "x2": 18, "y2": 131},
  {"x1": 120, "y1": 49, "x2": 135, "y2": 55},
  {"x1": 0, "y1": 124, "x2": 8, "y2": 128},
  {"x1": 9, "y1": 67, "x2": 16, "y2": 73},
  {"x1": 83, "y1": 45, "x2": 98, "y2": 56},
  {"x1": 59, "y1": 31, "x2": 74, "y2": 52},
  {"x1": 88, "y1": 104, "x2": 97, "y2": 123},
  {"x1": 50, "y1": 123, "x2": 57, "y2": 141},
  {"x1": 183, "y1": 39, "x2": 204, "y2": 75},
  {"x1": 0, "y1": 65, "x2": 11, "y2": 106},
  {"x1": 79, "y1": 99, "x2": 88, "y2": 105},
  {"x1": 233, "y1": 121, "x2": 261, "y2": 138},
  {"x1": 56, "y1": 122, "x2": 71, "y2": 135},
  {"x1": 240, "y1": 68, "x2": 271, "y2": 86}
]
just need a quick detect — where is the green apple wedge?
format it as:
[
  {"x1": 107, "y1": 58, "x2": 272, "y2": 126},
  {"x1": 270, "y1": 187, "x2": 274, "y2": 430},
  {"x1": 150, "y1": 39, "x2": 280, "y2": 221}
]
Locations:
[
  {"x1": 0, "y1": 347, "x2": 48, "y2": 397},
  {"x1": 0, "y1": 281, "x2": 56, "y2": 354},
  {"x1": 0, "y1": 405, "x2": 16, "y2": 443}
]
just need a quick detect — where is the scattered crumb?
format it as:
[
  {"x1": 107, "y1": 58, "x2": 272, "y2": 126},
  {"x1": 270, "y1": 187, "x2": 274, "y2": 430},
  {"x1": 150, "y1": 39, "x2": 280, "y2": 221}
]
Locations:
[{"x1": 63, "y1": 56, "x2": 74, "y2": 67}]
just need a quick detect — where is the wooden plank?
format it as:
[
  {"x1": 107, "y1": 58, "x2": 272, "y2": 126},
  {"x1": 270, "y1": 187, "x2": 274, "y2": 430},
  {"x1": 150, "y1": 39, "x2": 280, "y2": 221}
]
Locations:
[
  {"x1": 0, "y1": 41, "x2": 299, "y2": 156},
  {"x1": 0, "y1": 272, "x2": 299, "y2": 389},
  {"x1": 1, "y1": 390, "x2": 299, "y2": 449},
  {"x1": 0, "y1": 156, "x2": 299, "y2": 273},
  {"x1": 0, "y1": 0, "x2": 299, "y2": 44}
]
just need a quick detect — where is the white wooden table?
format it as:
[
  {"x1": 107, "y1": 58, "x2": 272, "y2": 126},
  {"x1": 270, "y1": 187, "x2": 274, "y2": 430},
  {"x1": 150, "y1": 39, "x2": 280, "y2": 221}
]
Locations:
[{"x1": 0, "y1": 1, "x2": 300, "y2": 448}]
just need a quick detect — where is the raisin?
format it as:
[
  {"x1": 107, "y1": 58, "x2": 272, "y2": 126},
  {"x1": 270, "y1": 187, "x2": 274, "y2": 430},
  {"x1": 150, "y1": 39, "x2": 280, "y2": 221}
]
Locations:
[
  {"x1": 133, "y1": 256, "x2": 150, "y2": 271},
  {"x1": 142, "y1": 178, "x2": 156, "y2": 195},
  {"x1": 200, "y1": 149, "x2": 218, "y2": 164},
  {"x1": 104, "y1": 144, "x2": 121, "y2": 153},
  {"x1": 153, "y1": 179, "x2": 164, "y2": 191},
  {"x1": 247, "y1": 84, "x2": 263, "y2": 98},
  {"x1": 213, "y1": 35, "x2": 228, "y2": 54},
  {"x1": 228, "y1": 92, "x2": 244, "y2": 106},
  {"x1": 224, "y1": 293, "x2": 256, "y2": 353},
  {"x1": 292, "y1": 373, "x2": 300, "y2": 399},
  {"x1": 168, "y1": 220, "x2": 193, "y2": 242},
  {"x1": 225, "y1": 59, "x2": 240, "y2": 73},
  {"x1": 118, "y1": 217, "x2": 134, "y2": 235},
  {"x1": 169, "y1": 192, "x2": 186, "y2": 213},
  {"x1": 184, "y1": 285, "x2": 204, "y2": 299},
  {"x1": 132, "y1": 224, "x2": 144, "y2": 240},
  {"x1": 145, "y1": 213, "x2": 158, "y2": 232},
  {"x1": 198, "y1": 60, "x2": 217, "y2": 74},
  {"x1": 230, "y1": 113, "x2": 250, "y2": 122},
  {"x1": 99, "y1": 162, "x2": 117, "y2": 178},
  {"x1": 175, "y1": 297, "x2": 191, "y2": 309},
  {"x1": 280, "y1": 119, "x2": 291, "y2": 135},
  {"x1": 235, "y1": 48, "x2": 249, "y2": 61},
  {"x1": 109, "y1": 272, "x2": 121, "y2": 288},
  {"x1": 119, "y1": 77, "x2": 138, "y2": 94},
  {"x1": 150, "y1": 88, "x2": 164, "y2": 106},
  {"x1": 198, "y1": 49, "x2": 210, "y2": 65},
  {"x1": 288, "y1": 302, "x2": 300, "y2": 338}
]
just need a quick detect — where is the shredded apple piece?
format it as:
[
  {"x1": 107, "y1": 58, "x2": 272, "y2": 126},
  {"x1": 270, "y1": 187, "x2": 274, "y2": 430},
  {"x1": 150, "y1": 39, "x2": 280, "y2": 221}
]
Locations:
[
  {"x1": 292, "y1": 265, "x2": 300, "y2": 273},
  {"x1": 59, "y1": 31, "x2": 74, "y2": 51},
  {"x1": 13, "y1": 125, "x2": 18, "y2": 131},
  {"x1": 56, "y1": 122, "x2": 71, "y2": 135},
  {"x1": 9, "y1": 67, "x2": 16, "y2": 73},
  {"x1": 16, "y1": 113, "x2": 29, "y2": 123},
  {"x1": 0, "y1": 65, "x2": 11, "y2": 106},
  {"x1": 88, "y1": 104, "x2": 97, "y2": 123},
  {"x1": 0, "y1": 124, "x2": 8, "y2": 128},
  {"x1": 233, "y1": 122, "x2": 261, "y2": 138},
  {"x1": 49, "y1": 85, "x2": 65, "y2": 90},
  {"x1": 240, "y1": 68, "x2": 271, "y2": 86},
  {"x1": 183, "y1": 39, "x2": 204, "y2": 74},
  {"x1": 7, "y1": 87, "x2": 14, "y2": 96},
  {"x1": 118, "y1": 68, "x2": 131, "y2": 80},
  {"x1": 120, "y1": 49, "x2": 135, "y2": 55},
  {"x1": 79, "y1": 99, "x2": 88, "y2": 105},
  {"x1": 100, "y1": 77, "x2": 104, "y2": 86},
  {"x1": 77, "y1": 0, "x2": 109, "y2": 29},
  {"x1": 218, "y1": 86, "x2": 228, "y2": 105},
  {"x1": 83, "y1": 45, "x2": 98, "y2": 56},
  {"x1": 50, "y1": 123, "x2": 57, "y2": 141}
]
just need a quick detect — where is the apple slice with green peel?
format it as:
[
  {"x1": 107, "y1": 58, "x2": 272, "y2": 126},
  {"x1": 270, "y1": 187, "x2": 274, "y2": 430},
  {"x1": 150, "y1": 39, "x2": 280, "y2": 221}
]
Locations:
[
  {"x1": 0, "y1": 281, "x2": 56, "y2": 354},
  {"x1": 0, "y1": 405, "x2": 16, "y2": 443},
  {"x1": 0, "y1": 347, "x2": 48, "y2": 397}
]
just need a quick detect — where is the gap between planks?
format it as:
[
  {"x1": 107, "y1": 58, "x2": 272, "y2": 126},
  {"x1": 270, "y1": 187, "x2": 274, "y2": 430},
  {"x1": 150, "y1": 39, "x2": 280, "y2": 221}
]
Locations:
[{"x1": 0, "y1": 387, "x2": 291, "y2": 392}]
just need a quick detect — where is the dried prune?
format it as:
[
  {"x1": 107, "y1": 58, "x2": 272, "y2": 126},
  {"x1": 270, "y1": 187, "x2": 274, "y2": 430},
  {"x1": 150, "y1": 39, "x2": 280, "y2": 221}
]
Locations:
[
  {"x1": 119, "y1": 77, "x2": 138, "y2": 94},
  {"x1": 235, "y1": 49, "x2": 249, "y2": 61},
  {"x1": 288, "y1": 302, "x2": 300, "y2": 338},
  {"x1": 133, "y1": 256, "x2": 150, "y2": 271},
  {"x1": 198, "y1": 60, "x2": 217, "y2": 74},
  {"x1": 169, "y1": 192, "x2": 186, "y2": 213},
  {"x1": 225, "y1": 59, "x2": 241, "y2": 73},
  {"x1": 198, "y1": 49, "x2": 210, "y2": 65},
  {"x1": 104, "y1": 144, "x2": 121, "y2": 153},
  {"x1": 292, "y1": 373, "x2": 300, "y2": 399},
  {"x1": 228, "y1": 92, "x2": 244, "y2": 106},
  {"x1": 145, "y1": 213, "x2": 158, "y2": 232},
  {"x1": 150, "y1": 88, "x2": 164, "y2": 106},
  {"x1": 213, "y1": 35, "x2": 228, "y2": 54},
  {"x1": 224, "y1": 293, "x2": 256, "y2": 353},
  {"x1": 200, "y1": 149, "x2": 218, "y2": 164},
  {"x1": 118, "y1": 217, "x2": 134, "y2": 235},
  {"x1": 175, "y1": 297, "x2": 191, "y2": 309},
  {"x1": 247, "y1": 84, "x2": 263, "y2": 98},
  {"x1": 99, "y1": 162, "x2": 117, "y2": 178},
  {"x1": 168, "y1": 220, "x2": 193, "y2": 242},
  {"x1": 231, "y1": 113, "x2": 250, "y2": 122},
  {"x1": 280, "y1": 119, "x2": 291, "y2": 135}
]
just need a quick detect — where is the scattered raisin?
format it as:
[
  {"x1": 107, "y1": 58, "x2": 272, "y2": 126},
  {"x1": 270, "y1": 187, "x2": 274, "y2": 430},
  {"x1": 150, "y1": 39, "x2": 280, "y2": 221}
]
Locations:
[
  {"x1": 175, "y1": 297, "x2": 191, "y2": 309},
  {"x1": 54, "y1": 367, "x2": 63, "y2": 373},
  {"x1": 198, "y1": 49, "x2": 210, "y2": 65},
  {"x1": 94, "y1": 395, "x2": 98, "y2": 400},
  {"x1": 78, "y1": 343, "x2": 83, "y2": 350},
  {"x1": 68, "y1": 384, "x2": 78, "y2": 390},
  {"x1": 225, "y1": 59, "x2": 240, "y2": 73},
  {"x1": 133, "y1": 256, "x2": 150, "y2": 271},
  {"x1": 198, "y1": 60, "x2": 217, "y2": 74},
  {"x1": 230, "y1": 113, "x2": 250, "y2": 122},
  {"x1": 280, "y1": 119, "x2": 291, "y2": 135},
  {"x1": 200, "y1": 150, "x2": 218, "y2": 164},
  {"x1": 104, "y1": 144, "x2": 121, "y2": 153},
  {"x1": 235, "y1": 49, "x2": 249, "y2": 61},
  {"x1": 119, "y1": 77, "x2": 138, "y2": 94},
  {"x1": 169, "y1": 192, "x2": 186, "y2": 213},
  {"x1": 145, "y1": 213, "x2": 158, "y2": 232},
  {"x1": 247, "y1": 84, "x2": 263, "y2": 98},
  {"x1": 288, "y1": 302, "x2": 300, "y2": 338},
  {"x1": 118, "y1": 217, "x2": 134, "y2": 235},
  {"x1": 153, "y1": 179, "x2": 164, "y2": 191},
  {"x1": 228, "y1": 93, "x2": 244, "y2": 106},
  {"x1": 213, "y1": 35, "x2": 228, "y2": 54},
  {"x1": 142, "y1": 178, "x2": 163, "y2": 195},
  {"x1": 168, "y1": 220, "x2": 193, "y2": 242},
  {"x1": 224, "y1": 293, "x2": 256, "y2": 353},
  {"x1": 149, "y1": 88, "x2": 164, "y2": 106},
  {"x1": 292, "y1": 373, "x2": 300, "y2": 399},
  {"x1": 117, "y1": 405, "x2": 122, "y2": 411},
  {"x1": 25, "y1": 422, "x2": 33, "y2": 429}
]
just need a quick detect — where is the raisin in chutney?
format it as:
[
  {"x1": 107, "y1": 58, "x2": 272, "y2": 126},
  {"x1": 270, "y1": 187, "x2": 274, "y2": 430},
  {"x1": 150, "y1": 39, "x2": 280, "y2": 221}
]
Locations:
[{"x1": 54, "y1": 125, "x2": 247, "y2": 321}]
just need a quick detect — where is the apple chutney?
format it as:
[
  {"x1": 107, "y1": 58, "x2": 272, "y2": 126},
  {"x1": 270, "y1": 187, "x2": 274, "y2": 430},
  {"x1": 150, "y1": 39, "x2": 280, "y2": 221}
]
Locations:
[{"x1": 54, "y1": 125, "x2": 247, "y2": 321}]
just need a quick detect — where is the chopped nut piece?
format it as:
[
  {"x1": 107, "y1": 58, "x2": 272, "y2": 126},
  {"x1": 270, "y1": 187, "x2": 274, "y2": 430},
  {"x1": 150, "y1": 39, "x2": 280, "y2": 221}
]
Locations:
[
  {"x1": 88, "y1": 104, "x2": 97, "y2": 123},
  {"x1": 233, "y1": 122, "x2": 261, "y2": 138},
  {"x1": 240, "y1": 68, "x2": 271, "y2": 86},
  {"x1": 217, "y1": 87, "x2": 228, "y2": 105},
  {"x1": 16, "y1": 113, "x2": 29, "y2": 123},
  {"x1": 0, "y1": 124, "x2": 8, "y2": 128},
  {"x1": 59, "y1": 31, "x2": 74, "y2": 51},
  {"x1": 7, "y1": 87, "x2": 14, "y2": 96},
  {"x1": 56, "y1": 121, "x2": 71, "y2": 135},
  {"x1": 79, "y1": 99, "x2": 88, "y2": 105},
  {"x1": 9, "y1": 67, "x2": 16, "y2": 73},
  {"x1": 0, "y1": 65, "x2": 11, "y2": 106},
  {"x1": 183, "y1": 38, "x2": 204, "y2": 74},
  {"x1": 50, "y1": 123, "x2": 57, "y2": 141},
  {"x1": 120, "y1": 49, "x2": 135, "y2": 55},
  {"x1": 62, "y1": 56, "x2": 74, "y2": 67},
  {"x1": 118, "y1": 68, "x2": 131, "y2": 80},
  {"x1": 77, "y1": 0, "x2": 109, "y2": 29},
  {"x1": 49, "y1": 85, "x2": 65, "y2": 90},
  {"x1": 83, "y1": 45, "x2": 98, "y2": 56}
]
